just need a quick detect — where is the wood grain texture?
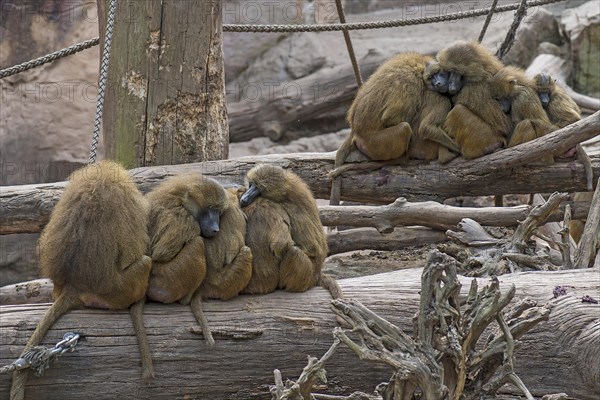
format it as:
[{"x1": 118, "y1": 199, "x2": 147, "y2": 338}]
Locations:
[
  {"x1": 0, "y1": 153, "x2": 596, "y2": 236},
  {"x1": 100, "y1": 0, "x2": 228, "y2": 167},
  {"x1": 0, "y1": 268, "x2": 598, "y2": 399}
]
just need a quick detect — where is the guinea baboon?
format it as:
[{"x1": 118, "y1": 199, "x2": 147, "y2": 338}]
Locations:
[
  {"x1": 491, "y1": 66, "x2": 558, "y2": 165},
  {"x1": 330, "y1": 52, "x2": 460, "y2": 205},
  {"x1": 534, "y1": 73, "x2": 581, "y2": 128},
  {"x1": 241, "y1": 164, "x2": 342, "y2": 298},
  {"x1": 533, "y1": 73, "x2": 588, "y2": 241},
  {"x1": 11, "y1": 161, "x2": 153, "y2": 400},
  {"x1": 431, "y1": 41, "x2": 513, "y2": 159},
  {"x1": 198, "y1": 187, "x2": 253, "y2": 300},
  {"x1": 146, "y1": 174, "x2": 228, "y2": 347}
]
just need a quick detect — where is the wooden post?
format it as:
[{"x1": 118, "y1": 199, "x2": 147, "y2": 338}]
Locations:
[{"x1": 98, "y1": 0, "x2": 228, "y2": 168}]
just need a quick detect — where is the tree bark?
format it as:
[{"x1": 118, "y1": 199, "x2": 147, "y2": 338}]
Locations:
[
  {"x1": 98, "y1": 0, "x2": 228, "y2": 168},
  {"x1": 0, "y1": 267, "x2": 598, "y2": 400},
  {"x1": 0, "y1": 177, "x2": 592, "y2": 236},
  {"x1": 228, "y1": 50, "x2": 384, "y2": 143}
]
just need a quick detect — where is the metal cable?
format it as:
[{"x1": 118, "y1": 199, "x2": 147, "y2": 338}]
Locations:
[
  {"x1": 0, "y1": 38, "x2": 100, "y2": 79},
  {"x1": 478, "y1": 0, "x2": 500, "y2": 43},
  {"x1": 335, "y1": 0, "x2": 362, "y2": 87},
  {"x1": 89, "y1": 0, "x2": 117, "y2": 164}
]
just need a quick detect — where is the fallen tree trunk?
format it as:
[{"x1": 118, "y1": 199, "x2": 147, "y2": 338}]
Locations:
[
  {"x1": 326, "y1": 227, "x2": 447, "y2": 255},
  {"x1": 228, "y1": 51, "x2": 384, "y2": 143},
  {"x1": 0, "y1": 183, "x2": 591, "y2": 236},
  {"x1": 0, "y1": 268, "x2": 598, "y2": 400},
  {"x1": 1, "y1": 113, "x2": 597, "y2": 235}
]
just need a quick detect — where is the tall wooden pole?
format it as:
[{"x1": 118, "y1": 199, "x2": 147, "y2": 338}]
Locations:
[{"x1": 98, "y1": 0, "x2": 228, "y2": 168}]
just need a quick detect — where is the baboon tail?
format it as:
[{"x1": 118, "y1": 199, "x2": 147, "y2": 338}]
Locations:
[{"x1": 11, "y1": 292, "x2": 81, "y2": 400}]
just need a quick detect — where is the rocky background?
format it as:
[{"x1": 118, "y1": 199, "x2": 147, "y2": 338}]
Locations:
[{"x1": 0, "y1": 0, "x2": 598, "y2": 285}]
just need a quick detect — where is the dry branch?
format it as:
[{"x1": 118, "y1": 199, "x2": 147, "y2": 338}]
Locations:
[
  {"x1": 574, "y1": 178, "x2": 600, "y2": 269},
  {"x1": 0, "y1": 267, "x2": 598, "y2": 399}
]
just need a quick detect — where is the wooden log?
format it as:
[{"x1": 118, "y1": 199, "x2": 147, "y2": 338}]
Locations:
[
  {"x1": 0, "y1": 176, "x2": 592, "y2": 236},
  {"x1": 0, "y1": 113, "x2": 597, "y2": 235},
  {"x1": 0, "y1": 279, "x2": 53, "y2": 306},
  {"x1": 227, "y1": 50, "x2": 384, "y2": 143},
  {"x1": 99, "y1": 0, "x2": 228, "y2": 167},
  {"x1": 0, "y1": 268, "x2": 598, "y2": 399},
  {"x1": 327, "y1": 227, "x2": 447, "y2": 255}
]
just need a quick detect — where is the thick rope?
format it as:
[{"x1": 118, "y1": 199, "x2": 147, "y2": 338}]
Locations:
[
  {"x1": 0, "y1": 38, "x2": 100, "y2": 79},
  {"x1": 89, "y1": 0, "x2": 116, "y2": 164},
  {"x1": 222, "y1": 0, "x2": 565, "y2": 33},
  {"x1": 497, "y1": 0, "x2": 530, "y2": 59},
  {"x1": 0, "y1": 0, "x2": 567, "y2": 81},
  {"x1": 478, "y1": 0, "x2": 500, "y2": 43},
  {"x1": 0, "y1": 332, "x2": 80, "y2": 375},
  {"x1": 335, "y1": 0, "x2": 362, "y2": 87}
]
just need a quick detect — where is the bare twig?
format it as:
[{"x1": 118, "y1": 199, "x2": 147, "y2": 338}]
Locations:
[{"x1": 558, "y1": 205, "x2": 574, "y2": 269}]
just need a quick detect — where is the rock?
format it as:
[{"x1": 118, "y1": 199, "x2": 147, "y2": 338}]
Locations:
[
  {"x1": 502, "y1": 8, "x2": 564, "y2": 68},
  {"x1": 0, "y1": 0, "x2": 99, "y2": 186},
  {"x1": 562, "y1": 1, "x2": 600, "y2": 97}
]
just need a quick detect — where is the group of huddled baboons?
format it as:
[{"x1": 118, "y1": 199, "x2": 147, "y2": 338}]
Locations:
[
  {"x1": 330, "y1": 40, "x2": 581, "y2": 205},
  {"x1": 10, "y1": 161, "x2": 340, "y2": 399},
  {"x1": 10, "y1": 40, "x2": 587, "y2": 399}
]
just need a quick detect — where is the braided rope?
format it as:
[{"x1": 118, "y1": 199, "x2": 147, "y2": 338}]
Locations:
[
  {"x1": 0, "y1": 0, "x2": 567, "y2": 81},
  {"x1": 497, "y1": 0, "x2": 530, "y2": 59},
  {"x1": 222, "y1": 0, "x2": 565, "y2": 33},
  {"x1": 89, "y1": 0, "x2": 116, "y2": 164},
  {"x1": 0, "y1": 38, "x2": 100, "y2": 79},
  {"x1": 478, "y1": 0, "x2": 500, "y2": 43},
  {"x1": 335, "y1": 0, "x2": 362, "y2": 87}
]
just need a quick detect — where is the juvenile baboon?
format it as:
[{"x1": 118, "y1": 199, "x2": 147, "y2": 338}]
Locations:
[
  {"x1": 330, "y1": 52, "x2": 460, "y2": 205},
  {"x1": 534, "y1": 73, "x2": 581, "y2": 128},
  {"x1": 241, "y1": 165, "x2": 342, "y2": 298},
  {"x1": 198, "y1": 187, "x2": 253, "y2": 300},
  {"x1": 431, "y1": 41, "x2": 513, "y2": 158},
  {"x1": 11, "y1": 161, "x2": 153, "y2": 400},
  {"x1": 490, "y1": 66, "x2": 558, "y2": 164},
  {"x1": 146, "y1": 174, "x2": 228, "y2": 347}
]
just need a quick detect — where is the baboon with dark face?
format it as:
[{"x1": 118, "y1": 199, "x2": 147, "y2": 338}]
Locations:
[
  {"x1": 146, "y1": 174, "x2": 228, "y2": 347},
  {"x1": 330, "y1": 52, "x2": 460, "y2": 205},
  {"x1": 430, "y1": 41, "x2": 513, "y2": 159},
  {"x1": 491, "y1": 66, "x2": 558, "y2": 164},
  {"x1": 241, "y1": 165, "x2": 342, "y2": 298},
  {"x1": 198, "y1": 187, "x2": 253, "y2": 300}
]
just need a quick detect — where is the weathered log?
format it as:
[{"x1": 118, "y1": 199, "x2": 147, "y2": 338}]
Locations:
[
  {"x1": 0, "y1": 179, "x2": 592, "y2": 236},
  {"x1": 320, "y1": 199, "x2": 590, "y2": 232},
  {"x1": 99, "y1": 0, "x2": 229, "y2": 167},
  {"x1": 0, "y1": 280, "x2": 53, "y2": 306},
  {"x1": 326, "y1": 227, "x2": 447, "y2": 255},
  {"x1": 0, "y1": 113, "x2": 597, "y2": 235},
  {"x1": 0, "y1": 268, "x2": 598, "y2": 399},
  {"x1": 228, "y1": 50, "x2": 384, "y2": 143}
]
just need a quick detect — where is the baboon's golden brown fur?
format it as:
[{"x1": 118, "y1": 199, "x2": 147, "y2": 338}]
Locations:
[
  {"x1": 199, "y1": 188, "x2": 253, "y2": 300},
  {"x1": 241, "y1": 165, "x2": 342, "y2": 298},
  {"x1": 146, "y1": 173, "x2": 228, "y2": 347},
  {"x1": 12, "y1": 161, "x2": 154, "y2": 400},
  {"x1": 491, "y1": 66, "x2": 558, "y2": 164},
  {"x1": 330, "y1": 52, "x2": 459, "y2": 205},
  {"x1": 434, "y1": 41, "x2": 513, "y2": 159}
]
